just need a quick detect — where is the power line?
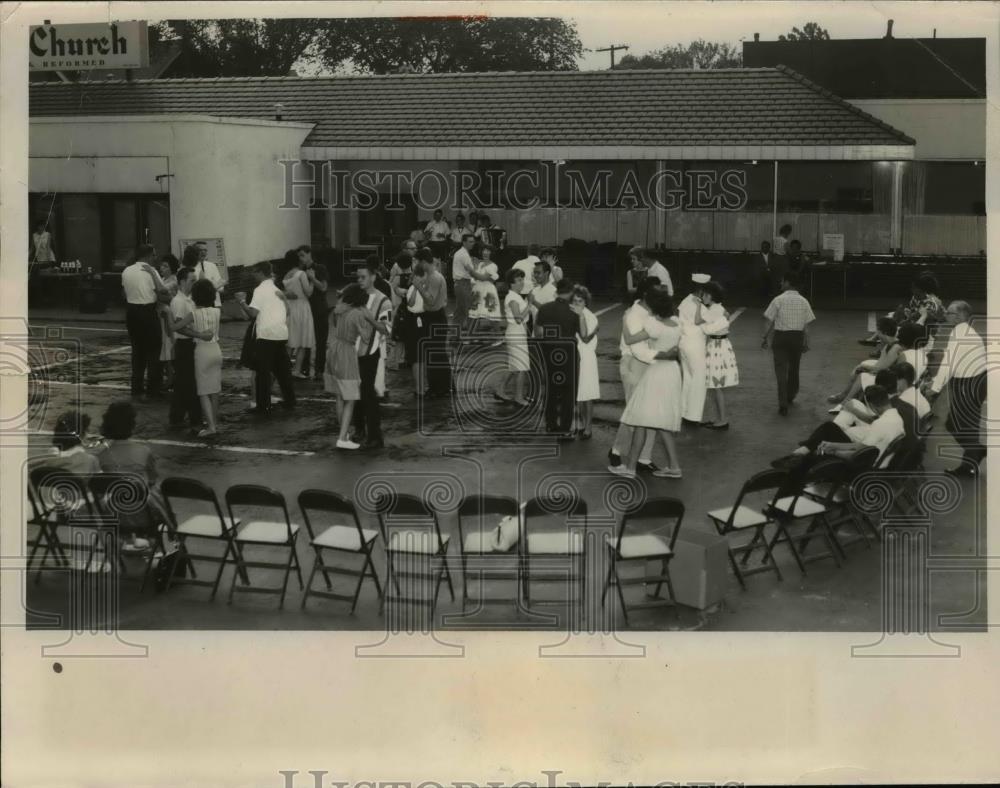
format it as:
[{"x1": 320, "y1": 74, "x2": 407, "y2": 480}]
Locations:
[{"x1": 595, "y1": 44, "x2": 630, "y2": 69}]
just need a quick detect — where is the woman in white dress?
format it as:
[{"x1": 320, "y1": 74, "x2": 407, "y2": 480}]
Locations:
[
  {"x1": 157, "y1": 254, "x2": 180, "y2": 387},
  {"x1": 620, "y1": 288, "x2": 684, "y2": 478},
  {"x1": 571, "y1": 285, "x2": 600, "y2": 439},
  {"x1": 188, "y1": 279, "x2": 222, "y2": 437},
  {"x1": 701, "y1": 281, "x2": 738, "y2": 430},
  {"x1": 282, "y1": 251, "x2": 315, "y2": 379},
  {"x1": 494, "y1": 268, "x2": 531, "y2": 406}
]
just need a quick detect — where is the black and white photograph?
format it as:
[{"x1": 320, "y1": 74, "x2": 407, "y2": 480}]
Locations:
[{"x1": 2, "y1": 1, "x2": 998, "y2": 785}]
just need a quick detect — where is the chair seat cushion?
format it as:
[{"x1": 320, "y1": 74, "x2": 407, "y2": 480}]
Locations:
[
  {"x1": 707, "y1": 505, "x2": 769, "y2": 529},
  {"x1": 236, "y1": 520, "x2": 299, "y2": 543},
  {"x1": 314, "y1": 524, "x2": 378, "y2": 551},
  {"x1": 464, "y1": 532, "x2": 511, "y2": 553},
  {"x1": 176, "y1": 514, "x2": 239, "y2": 538},
  {"x1": 527, "y1": 531, "x2": 584, "y2": 554},
  {"x1": 606, "y1": 533, "x2": 672, "y2": 559},
  {"x1": 388, "y1": 530, "x2": 449, "y2": 554},
  {"x1": 770, "y1": 496, "x2": 827, "y2": 517}
]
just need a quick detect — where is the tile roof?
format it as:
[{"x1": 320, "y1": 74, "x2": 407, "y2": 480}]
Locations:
[{"x1": 29, "y1": 66, "x2": 914, "y2": 149}]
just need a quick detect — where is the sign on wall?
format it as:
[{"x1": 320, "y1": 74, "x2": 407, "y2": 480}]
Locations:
[
  {"x1": 29, "y1": 21, "x2": 149, "y2": 71},
  {"x1": 821, "y1": 232, "x2": 845, "y2": 262},
  {"x1": 179, "y1": 238, "x2": 228, "y2": 281}
]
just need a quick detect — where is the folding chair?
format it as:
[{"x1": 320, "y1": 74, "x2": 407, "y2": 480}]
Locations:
[
  {"x1": 707, "y1": 468, "x2": 790, "y2": 588},
  {"x1": 298, "y1": 490, "x2": 383, "y2": 613},
  {"x1": 161, "y1": 477, "x2": 243, "y2": 599},
  {"x1": 25, "y1": 469, "x2": 70, "y2": 580},
  {"x1": 456, "y1": 494, "x2": 520, "y2": 611},
  {"x1": 884, "y1": 438, "x2": 928, "y2": 518},
  {"x1": 803, "y1": 446, "x2": 881, "y2": 550},
  {"x1": 602, "y1": 497, "x2": 684, "y2": 627},
  {"x1": 225, "y1": 485, "x2": 304, "y2": 608},
  {"x1": 29, "y1": 467, "x2": 111, "y2": 576},
  {"x1": 88, "y1": 473, "x2": 163, "y2": 585},
  {"x1": 521, "y1": 495, "x2": 589, "y2": 617},
  {"x1": 770, "y1": 457, "x2": 852, "y2": 567},
  {"x1": 377, "y1": 492, "x2": 455, "y2": 616}
]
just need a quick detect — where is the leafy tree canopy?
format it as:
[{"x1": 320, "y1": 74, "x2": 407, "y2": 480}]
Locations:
[
  {"x1": 778, "y1": 23, "x2": 832, "y2": 41},
  {"x1": 616, "y1": 40, "x2": 742, "y2": 70}
]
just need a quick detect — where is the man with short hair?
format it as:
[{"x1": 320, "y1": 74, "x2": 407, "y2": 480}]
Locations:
[
  {"x1": 451, "y1": 233, "x2": 478, "y2": 330},
  {"x1": 512, "y1": 244, "x2": 541, "y2": 298},
  {"x1": 412, "y1": 257, "x2": 452, "y2": 398},
  {"x1": 354, "y1": 262, "x2": 393, "y2": 449},
  {"x1": 122, "y1": 244, "x2": 169, "y2": 397},
  {"x1": 539, "y1": 247, "x2": 563, "y2": 284},
  {"x1": 424, "y1": 209, "x2": 451, "y2": 242},
  {"x1": 642, "y1": 250, "x2": 673, "y2": 297},
  {"x1": 534, "y1": 278, "x2": 582, "y2": 437},
  {"x1": 247, "y1": 261, "x2": 296, "y2": 414},
  {"x1": 923, "y1": 300, "x2": 988, "y2": 476},
  {"x1": 168, "y1": 267, "x2": 202, "y2": 428},
  {"x1": 762, "y1": 272, "x2": 815, "y2": 415},
  {"x1": 193, "y1": 242, "x2": 225, "y2": 307},
  {"x1": 530, "y1": 260, "x2": 557, "y2": 311},
  {"x1": 815, "y1": 385, "x2": 905, "y2": 467}
]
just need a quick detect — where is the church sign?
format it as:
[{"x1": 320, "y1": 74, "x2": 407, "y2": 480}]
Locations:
[{"x1": 29, "y1": 21, "x2": 149, "y2": 71}]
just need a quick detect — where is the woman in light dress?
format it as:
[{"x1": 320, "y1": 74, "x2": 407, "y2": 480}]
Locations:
[
  {"x1": 494, "y1": 268, "x2": 531, "y2": 406},
  {"x1": 619, "y1": 288, "x2": 683, "y2": 478},
  {"x1": 469, "y1": 244, "x2": 502, "y2": 322},
  {"x1": 282, "y1": 250, "x2": 315, "y2": 379},
  {"x1": 189, "y1": 279, "x2": 222, "y2": 437},
  {"x1": 157, "y1": 254, "x2": 180, "y2": 387},
  {"x1": 324, "y1": 284, "x2": 376, "y2": 450},
  {"x1": 571, "y1": 285, "x2": 600, "y2": 439},
  {"x1": 700, "y1": 281, "x2": 738, "y2": 430}
]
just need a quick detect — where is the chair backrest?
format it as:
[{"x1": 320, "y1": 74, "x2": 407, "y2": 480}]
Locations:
[
  {"x1": 161, "y1": 476, "x2": 230, "y2": 537},
  {"x1": 28, "y1": 466, "x2": 94, "y2": 519},
  {"x1": 456, "y1": 494, "x2": 519, "y2": 548},
  {"x1": 297, "y1": 489, "x2": 362, "y2": 543},
  {"x1": 617, "y1": 497, "x2": 684, "y2": 554},
  {"x1": 886, "y1": 438, "x2": 925, "y2": 473},
  {"x1": 87, "y1": 472, "x2": 156, "y2": 530},
  {"x1": 722, "y1": 468, "x2": 793, "y2": 531},
  {"x1": 225, "y1": 484, "x2": 293, "y2": 538},
  {"x1": 802, "y1": 457, "x2": 851, "y2": 507},
  {"x1": 877, "y1": 434, "x2": 907, "y2": 470},
  {"x1": 377, "y1": 492, "x2": 446, "y2": 551},
  {"x1": 847, "y1": 446, "x2": 880, "y2": 475}
]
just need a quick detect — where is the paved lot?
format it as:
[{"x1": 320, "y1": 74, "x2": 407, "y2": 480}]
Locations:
[{"x1": 20, "y1": 303, "x2": 987, "y2": 632}]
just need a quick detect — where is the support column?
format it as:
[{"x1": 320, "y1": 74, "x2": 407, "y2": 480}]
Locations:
[
  {"x1": 890, "y1": 160, "x2": 904, "y2": 253},
  {"x1": 772, "y1": 160, "x2": 779, "y2": 244},
  {"x1": 655, "y1": 159, "x2": 666, "y2": 248}
]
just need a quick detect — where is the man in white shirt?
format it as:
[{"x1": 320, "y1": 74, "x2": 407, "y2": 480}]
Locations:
[
  {"x1": 194, "y1": 242, "x2": 225, "y2": 307},
  {"x1": 922, "y1": 300, "x2": 988, "y2": 476},
  {"x1": 818, "y1": 385, "x2": 905, "y2": 467},
  {"x1": 353, "y1": 261, "x2": 393, "y2": 450},
  {"x1": 529, "y1": 260, "x2": 557, "y2": 317},
  {"x1": 645, "y1": 256, "x2": 673, "y2": 297},
  {"x1": 122, "y1": 243, "x2": 170, "y2": 397},
  {"x1": 451, "y1": 233, "x2": 477, "y2": 330},
  {"x1": 449, "y1": 213, "x2": 471, "y2": 245},
  {"x1": 511, "y1": 244, "x2": 541, "y2": 297},
  {"x1": 607, "y1": 279, "x2": 679, "y2": 476},
  {"x1": 167, "y1": 267, "x2": 203, "y2": 428},
  {"x1": 246, "y1": 261, "x2": 296, "y2": 414},
  {"x1": 424, "y1": 209, "x2": 451, "y2": 242}
]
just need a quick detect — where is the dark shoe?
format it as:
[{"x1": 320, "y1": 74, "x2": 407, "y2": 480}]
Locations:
[
  {"x1": 681, "y1": 418, "x2": 702, "y2": 427},
  {"x1": 637, "y1": 461, "x2": 662, "y2": 474},
  {"x1": 360, "y1": 439, "x2": 385, "y2": 451},
  {"x1": 705, "y1": 422, "x2": 730, "y2": 430},
  {"x1": 607, "y1": 450, "x2": 622, "y2": 468},
  {"x1": 778, "y1": 406, "x2": 789, "y2": 416}
]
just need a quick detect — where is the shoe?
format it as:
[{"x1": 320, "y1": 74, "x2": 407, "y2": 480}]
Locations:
[
  {"x1": 681, "y1": 418, "x2": 702, "y2": 427},
  {"x1": 637, "y1": 461, "x2": 661, "y2": 474},
  {"x1": 652, "y1": 467, "x2": 682, "y2": 478},
  {"x1": 494, "y1": 392, "x2": 514, "y2": 403},
  {"x1": 778, "y1": 406, "x2": 789, "y2": 416},
  {"x1": 608, "y1": 450, "x2": 622, "y2": 468},
  {"x1": 360, "y1": 439, "x2": 385, "y2": 451},
  {"x1": 336, "y1": 439, "x2": 361, "y2": 450},
  {"x1": 704, "y1": 422, "x2": 730, "y2": 430},
  {"x1": 826, "y1": 394, "x2": 843, "y2": 404},
  {"x1": 292, "y1": 372, "x2": 310, "y2": 380},
  {"x1": 556, "y1": 432, "x2": 575, "y2": 442},
  {"x1": 580, "y1": 431, "x2": 592, "y2": 441},
  {"x1": 196, "y1": 428, "x2": 218, "y2": 438},
  {"x1": 608, "y1": 465, "x2": 636, "y2": 478},
  {"x1": 828, "y1": 405, "x2": 842, "y2": 415}
]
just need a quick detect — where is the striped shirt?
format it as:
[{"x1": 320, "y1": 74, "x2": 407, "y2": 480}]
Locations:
[{"x1": 764, "y1": 289, "x2": 815, "y2": 332}]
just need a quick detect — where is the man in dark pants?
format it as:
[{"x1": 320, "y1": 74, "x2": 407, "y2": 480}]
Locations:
[
  {"x1": 297, "y1": 246, "x2": 329, "y2": 380},
  {"x1": 762, "y1": 272, "x2": 815, "y2": 415},
  {"x1": 246, "y1": 261, "x2": 296, "y2": 414},
  {"x1": 412, "y1": 255, "x2": 452, "y2": 398},
  {"x1": 923, "y1": 300, "x2": 988, "y2": 477},
  {"x1": 167, "y1": 267, "x2": 203, "y2": 428},
  {"x1": 353, "y1": 261, "x2": 392, "y2": 449},
  {"x1": 534, "y1": 279, "x2": 581, "y2": 438},
  {"x1": 121, "y1": 243, "x2": 169, "y2": 397}
]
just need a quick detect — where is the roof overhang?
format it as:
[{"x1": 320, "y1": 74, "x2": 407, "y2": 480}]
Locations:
[{"x1": 301, "y1": 144, "x2": 915, "y2": 161}]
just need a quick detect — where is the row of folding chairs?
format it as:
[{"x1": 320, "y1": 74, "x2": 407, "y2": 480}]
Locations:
[
  {"x1": 705, "y1": 431, "x2": 929, "y2": 589},
  {"x1": 26, "y1": 469, "x2": 688, "y2": 623}
]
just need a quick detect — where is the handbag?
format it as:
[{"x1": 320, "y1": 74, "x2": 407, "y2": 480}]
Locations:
[{"x1": 239, "y1": 319, "x2": 258, "y2": 370}]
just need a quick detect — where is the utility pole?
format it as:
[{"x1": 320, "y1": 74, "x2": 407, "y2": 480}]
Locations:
[{"x1": 596, "y1": 43, "x2": 630, "y2": 69}]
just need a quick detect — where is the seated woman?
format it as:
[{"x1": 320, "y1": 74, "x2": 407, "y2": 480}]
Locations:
[
  {"x1": 94, "y1": 401, "x2": 168, "y2": 552},
  {"x1": 860, "y1": 271, "x2": 945, "y2": 349},
  {"x1": 828, "y1": 317, "x2": 900, "y2": 405},
  {"x1": 895, "y1": 321, "x2": 928, "y2": 384},
  {"x1": 35, "y1": 410, "x2": 102, "y2": 475}
]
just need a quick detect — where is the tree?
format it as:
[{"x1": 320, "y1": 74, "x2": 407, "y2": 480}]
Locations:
[
  {"x1": 616, "y1": 40, "x2": 741, "y2": 70},
  {"x1": 315, "y1": 17, "x2": 582, "y2": 74},
  {"x1": 153, "y1": 19, "x2": 319, "y2": 77},
  {"x1": 779, "y1": 23, "x2": 831, "y2": 41}
]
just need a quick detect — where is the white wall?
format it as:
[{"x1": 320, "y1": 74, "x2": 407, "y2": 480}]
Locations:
[
  {"x1": 850, "y1": 99, "x2": 986, "y2": 160},
  {"x1": 29, "y1": 115, "x2": 314, "y2": 270}
]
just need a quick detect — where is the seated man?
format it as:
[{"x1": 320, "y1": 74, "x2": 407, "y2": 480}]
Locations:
[{"x1": 813, "y1": 385, "x2": 905, "y2": 467}]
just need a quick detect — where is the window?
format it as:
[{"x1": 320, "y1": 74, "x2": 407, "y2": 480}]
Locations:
[{"x1": 923, "y1": 162, "x2": 985, "y2": 215}]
